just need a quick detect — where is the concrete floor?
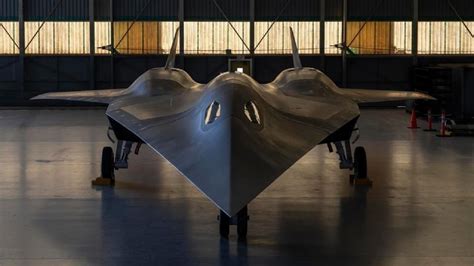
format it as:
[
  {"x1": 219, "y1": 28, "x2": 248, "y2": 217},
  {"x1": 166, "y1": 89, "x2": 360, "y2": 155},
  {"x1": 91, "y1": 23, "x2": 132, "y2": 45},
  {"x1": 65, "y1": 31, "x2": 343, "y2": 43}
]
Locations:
[{"x1": 0, "y1": 108, "x2": 473, "y2": 266}]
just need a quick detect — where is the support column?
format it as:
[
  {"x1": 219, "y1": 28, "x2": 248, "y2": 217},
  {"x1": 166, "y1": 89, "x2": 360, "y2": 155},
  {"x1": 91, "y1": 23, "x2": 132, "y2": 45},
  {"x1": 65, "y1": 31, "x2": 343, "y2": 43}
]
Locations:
[
  {"x1": 110, "y1": 0, "x2": 115, "y2": 88},
  {"x1": 319, "y1": 0, "x2": 325, "y2": 71},
  {"x1": 412, "y1": 0, "x2": 418, "y2": 66},
  {"x1": 249, "y1": 0, "x2": 255, "y2": 76},
  {"x1": 179, "y1": 0, "x2": 184, "y2": 68},
  {"x1": 89, "y1": 0, "x2": 95, "y2": 90},
  {"x1": 18, "y1": 0, "x2": 25, "y2": 99},
  {"x1": 341, "y1": 0, "x2": 347, "y2": 87},
  {"x1": 249, "y1": 0, "x2": 255, "y2": 55}
]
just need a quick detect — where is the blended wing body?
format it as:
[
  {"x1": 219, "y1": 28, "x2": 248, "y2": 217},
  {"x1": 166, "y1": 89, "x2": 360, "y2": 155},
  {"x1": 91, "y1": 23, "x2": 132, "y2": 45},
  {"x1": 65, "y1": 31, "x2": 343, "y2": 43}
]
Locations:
[
  {"x1": 31, "y1": 27, "x2": 435, "y2": 216},
  {"x1": 104, "y1": 70, "x2": 361, "y2": 216}
]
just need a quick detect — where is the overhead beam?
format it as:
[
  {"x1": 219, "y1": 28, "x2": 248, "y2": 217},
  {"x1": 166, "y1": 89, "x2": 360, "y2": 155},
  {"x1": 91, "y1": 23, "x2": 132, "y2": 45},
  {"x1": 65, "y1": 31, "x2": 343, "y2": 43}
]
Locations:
[
  {"x1": 179, "y1": 0, "x2": 184, "y2": 68},
  {"x1": 249, "y1": 0, "x2": 255, "y2": 77},
  {"x1": 342, "y1": 0, "x2": 347, "y2": 87},
  {"x1": 249, "y1": 0, "x2": 255, "y2": 55},
  {"x1": 319, "y1": 0, "x2": 325, "y2": 71},
  {"x1": 110, "y1": 0, "x2": 115, "y2": 88}
]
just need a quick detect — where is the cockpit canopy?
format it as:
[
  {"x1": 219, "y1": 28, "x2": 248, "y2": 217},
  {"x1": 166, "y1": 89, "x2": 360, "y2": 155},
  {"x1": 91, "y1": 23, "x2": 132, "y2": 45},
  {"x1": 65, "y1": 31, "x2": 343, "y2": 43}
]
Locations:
[
  {"x1": 126, "y1": 68, "x2": 201, "y2": 97},
  {"x1": 271, "y1": 68, "x2": 339, "y2": 98}
]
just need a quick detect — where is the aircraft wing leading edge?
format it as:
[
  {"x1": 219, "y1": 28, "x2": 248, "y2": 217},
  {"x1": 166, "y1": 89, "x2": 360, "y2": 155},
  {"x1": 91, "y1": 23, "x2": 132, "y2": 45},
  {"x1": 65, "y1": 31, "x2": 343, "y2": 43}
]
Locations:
[
  {"x1": 336, "y1": 88, "x2": 436, "y2": 104},
  {"x1": 30, "y1": 88, "x2": 127, "y2": 104}
]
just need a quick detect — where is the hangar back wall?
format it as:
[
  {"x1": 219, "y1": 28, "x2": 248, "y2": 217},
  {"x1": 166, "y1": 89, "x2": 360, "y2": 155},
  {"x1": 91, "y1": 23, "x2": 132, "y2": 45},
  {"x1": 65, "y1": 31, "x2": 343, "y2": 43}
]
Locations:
[{"x1": 0, "y1": 0, "x2": 473, "y2": 105}]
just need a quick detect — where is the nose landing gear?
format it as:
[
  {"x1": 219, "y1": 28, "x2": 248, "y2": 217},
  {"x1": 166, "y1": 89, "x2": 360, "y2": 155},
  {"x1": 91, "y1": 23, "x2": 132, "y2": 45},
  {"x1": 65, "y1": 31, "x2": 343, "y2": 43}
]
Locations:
[{"x1": 218, "y1": 206, "x2": 249, "y2": 240}]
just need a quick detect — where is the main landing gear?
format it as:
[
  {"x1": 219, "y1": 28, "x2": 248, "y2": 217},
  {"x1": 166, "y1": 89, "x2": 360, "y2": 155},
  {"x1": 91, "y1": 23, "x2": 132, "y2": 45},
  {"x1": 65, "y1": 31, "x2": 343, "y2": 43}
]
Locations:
[
  {"x1": 92, "y1": 140, "x2": 141, "y2": 186},
  {"x1": 218, "y1": 206, "x2": 249, "y2": 239},
  {"x1": 329, "y1": 140, "x2": 372, "y2": 186}
]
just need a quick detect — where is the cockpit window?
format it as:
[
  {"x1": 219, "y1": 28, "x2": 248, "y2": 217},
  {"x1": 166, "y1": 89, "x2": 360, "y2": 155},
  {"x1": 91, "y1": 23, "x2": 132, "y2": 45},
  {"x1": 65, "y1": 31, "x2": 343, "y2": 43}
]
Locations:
[
  {"x1": 244, "y1": 101, "x2": 261, "y2": 125},
  {"x1": 205, "y1": 101, "x2": 221, "y2": 124}
]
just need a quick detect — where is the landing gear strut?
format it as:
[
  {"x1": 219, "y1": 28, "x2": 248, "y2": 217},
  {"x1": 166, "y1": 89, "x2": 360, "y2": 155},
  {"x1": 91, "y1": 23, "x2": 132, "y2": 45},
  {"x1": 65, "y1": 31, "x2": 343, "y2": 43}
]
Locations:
[{"x1": 218, "y1": 206, "x2": 249, "y2": 239}]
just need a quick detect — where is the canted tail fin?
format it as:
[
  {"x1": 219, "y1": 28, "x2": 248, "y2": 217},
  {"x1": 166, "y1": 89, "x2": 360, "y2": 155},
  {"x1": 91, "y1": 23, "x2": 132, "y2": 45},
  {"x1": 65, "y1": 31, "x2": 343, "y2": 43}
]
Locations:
[
  {"x1": 165, "y1": 27, "x2": 180, "y2": 69},
  {"x1": 289, "y1": 27, "x2": 302, "y2": 69}
]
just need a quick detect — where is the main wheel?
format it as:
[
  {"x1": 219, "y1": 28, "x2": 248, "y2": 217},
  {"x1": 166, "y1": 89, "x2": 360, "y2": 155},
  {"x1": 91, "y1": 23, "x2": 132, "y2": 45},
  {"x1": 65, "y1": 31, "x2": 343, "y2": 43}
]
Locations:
[
  {"x1": 101, "y1": 146, "x2": 115, "y2": 179},
  {"x1": 353, "y1": 146, "x2": 367, "y2": 179},
  {"x1": 236, "y1": 206, "x2": 248, "y2": 239},
  {"x1": 219, "y1": 210, "x2": 230, "y2": 238}
]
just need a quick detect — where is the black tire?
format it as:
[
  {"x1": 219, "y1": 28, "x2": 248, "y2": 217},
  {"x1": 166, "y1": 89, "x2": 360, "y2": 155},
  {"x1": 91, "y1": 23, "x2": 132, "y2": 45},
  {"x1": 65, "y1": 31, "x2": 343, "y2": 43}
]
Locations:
[
  {"x1": 353, "y1": 146, "x2": 367, "y2": 179},
  {"x1": 101, "y1": 146, "x2": 115, "y2": 179},
  {"x1": 219, "y1": 210, "x2": 230, "y2": 238},
  {"x1": 237, "y1": 206, "x2": 248, "y2": 239}
]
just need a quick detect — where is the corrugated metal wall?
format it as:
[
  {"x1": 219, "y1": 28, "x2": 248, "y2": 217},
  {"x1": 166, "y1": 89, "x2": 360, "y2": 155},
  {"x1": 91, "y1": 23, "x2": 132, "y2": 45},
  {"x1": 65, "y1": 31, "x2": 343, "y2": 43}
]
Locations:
[
  {"x1": 1, "y1": 0, "x2": 473, "y2": 22},
  {"x1": 113, "y1": 0, "x2": 178, "y2": 21},
  {"x1": 184, "y1": 0, "x2": 248, "y2": 21},
  {"x1": 94, "y1": 0, "x2": 109, "y2": 21},
  {"x1": 0, "y1": 0, "x2": 18, "y2": 20},
  {"x1": 325, "y1": 0, "x2": 343, "y2": 21},
  {"x1": 348, "y1": 0, "x2": 412, "y2": 21},
  {"x1": 24, "y1": 0, "x2": 88, "y2": 21},
  {"x1": 255, "y1": 0, "x2": 320, "y2": 21},
  {"x1": 419, "y1": 0, "x2": 474, "y2": 21}
]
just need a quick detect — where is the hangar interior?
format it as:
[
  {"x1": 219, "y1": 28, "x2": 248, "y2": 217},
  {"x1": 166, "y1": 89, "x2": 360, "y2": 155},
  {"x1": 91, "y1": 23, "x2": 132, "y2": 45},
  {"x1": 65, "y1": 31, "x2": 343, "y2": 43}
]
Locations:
[
  {"x1": 1, "y1": 0, "x2": 473, "y2": 107},
  {"x1": 0, "y1": 0, "x2": 474, "y2": 265}
]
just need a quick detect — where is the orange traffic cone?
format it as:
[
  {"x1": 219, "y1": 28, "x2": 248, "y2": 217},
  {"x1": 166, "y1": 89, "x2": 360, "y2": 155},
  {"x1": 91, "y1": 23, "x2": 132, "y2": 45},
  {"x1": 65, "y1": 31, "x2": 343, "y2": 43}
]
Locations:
[
  {"x1": 436, "y1": 110, "x2": 451, "y2": 137},
  {"x1": 423, "y1": 108, "x2": 436, "y2": 132},
  {"x1": 408, "y1": 107, "x2": 419, "y2": 129}
]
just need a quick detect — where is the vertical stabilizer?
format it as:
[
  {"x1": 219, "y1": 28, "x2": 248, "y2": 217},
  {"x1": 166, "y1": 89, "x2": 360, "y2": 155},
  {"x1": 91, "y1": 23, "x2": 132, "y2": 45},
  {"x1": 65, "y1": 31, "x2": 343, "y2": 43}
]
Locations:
[
  {"x1": 289, "y1": 27, "x2": 302, "y2": 68},
  {"x1": 165, "y1": 27, "x2": 180, "y2": 69}
]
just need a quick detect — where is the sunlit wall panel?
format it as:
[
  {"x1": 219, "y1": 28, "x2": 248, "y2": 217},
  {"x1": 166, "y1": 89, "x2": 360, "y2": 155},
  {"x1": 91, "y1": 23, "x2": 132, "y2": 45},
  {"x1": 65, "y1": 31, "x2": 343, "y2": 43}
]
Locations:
[
  {"x1": 393, "y1": 22, "x2": 412, "y2": 54},
  {"x1": 346, "y1": 21, "x2": 412, "y2": 54},
  {"x1": 0, "y1": 22, "x2": 19, "y2": 54},
  {"x1": 255, "y1": 21, "x2": 319, "y2": 54},
  {"x1": 460, "y1": 22, "x2": 474, "y2": 54},
  {"x1": 25, "y1": 22, "x2": 89, "y2": 54},
  {"x1": 108, "y1": 21, "x2": 179, "y2": 54},
  {"x1": 95, "y1": 22, "x2": 110, "y2": 54},
  {"x1": 325, "y1": 22, "x2": 342, "y2": 54},
  {"x1": 418, "y1": 22, "x2": 474, "y2": 54},
  {"x1": 95, "y1": 22, "x2": 180, "y2": 55},
  {"x1": 184, "y1": 22, "x2": 250, "y2": 54}
]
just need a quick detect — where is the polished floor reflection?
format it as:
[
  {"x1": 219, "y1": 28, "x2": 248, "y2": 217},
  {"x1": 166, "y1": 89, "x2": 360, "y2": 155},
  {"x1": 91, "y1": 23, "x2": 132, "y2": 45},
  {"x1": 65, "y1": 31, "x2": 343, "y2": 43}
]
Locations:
[{"x1": 0, "y1": 109, "x2": 473, "y2": 265}]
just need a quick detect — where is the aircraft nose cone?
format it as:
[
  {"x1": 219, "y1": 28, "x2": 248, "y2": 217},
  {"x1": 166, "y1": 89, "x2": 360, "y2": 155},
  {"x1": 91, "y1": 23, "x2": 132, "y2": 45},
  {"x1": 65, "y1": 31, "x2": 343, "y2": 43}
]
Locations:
[
  {"x1": 143, "y1": 74, "x2": 331, "y2": 217},
  {"x1": 195, "y1": 115, "x2": 278, "y2": 217},
  {"x1": 191, "y1": 80, "x2": 274, "y2": 216}
]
